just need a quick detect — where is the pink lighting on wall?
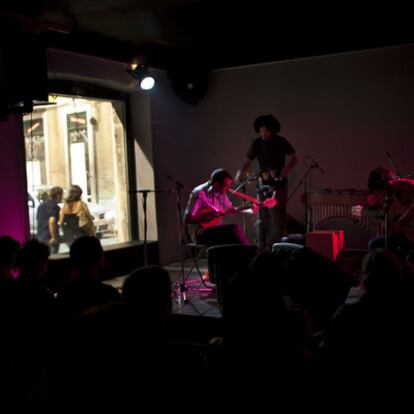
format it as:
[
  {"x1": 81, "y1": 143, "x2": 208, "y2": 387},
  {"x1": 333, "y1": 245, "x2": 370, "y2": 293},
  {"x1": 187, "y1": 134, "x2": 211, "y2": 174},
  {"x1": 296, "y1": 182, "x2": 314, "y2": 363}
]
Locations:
[{"x1": 0, "y1": 115, "x2": 30, "y2": 243}]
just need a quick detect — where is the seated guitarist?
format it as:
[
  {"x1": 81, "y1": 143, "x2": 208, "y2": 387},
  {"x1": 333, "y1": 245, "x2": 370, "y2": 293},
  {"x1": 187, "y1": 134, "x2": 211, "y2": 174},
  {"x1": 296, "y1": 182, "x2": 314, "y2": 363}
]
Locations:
[{"x1": 184, "y1": 169, "x2": 259, "y2": 246}]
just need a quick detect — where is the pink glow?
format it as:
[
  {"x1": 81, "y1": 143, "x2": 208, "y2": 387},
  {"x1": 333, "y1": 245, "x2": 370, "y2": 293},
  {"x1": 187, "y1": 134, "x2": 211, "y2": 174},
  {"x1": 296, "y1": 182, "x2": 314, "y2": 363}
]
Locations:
[{"x1": 0, "y1": 115, "x2": 30, "y2": 243}]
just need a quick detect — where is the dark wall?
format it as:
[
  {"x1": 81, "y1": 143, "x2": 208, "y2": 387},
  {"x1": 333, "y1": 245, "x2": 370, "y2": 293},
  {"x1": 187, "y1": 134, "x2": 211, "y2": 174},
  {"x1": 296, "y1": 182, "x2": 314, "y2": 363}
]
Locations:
[{"x1": 151, "y1": 45, "x2": 414, "y2": 263}]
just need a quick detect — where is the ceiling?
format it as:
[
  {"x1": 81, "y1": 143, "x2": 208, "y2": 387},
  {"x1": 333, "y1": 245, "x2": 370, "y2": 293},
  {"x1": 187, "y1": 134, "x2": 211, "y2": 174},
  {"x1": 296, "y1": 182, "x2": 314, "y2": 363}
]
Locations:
[{"x1": 1, "y1": 1, "x2": 413, "y2": 70}]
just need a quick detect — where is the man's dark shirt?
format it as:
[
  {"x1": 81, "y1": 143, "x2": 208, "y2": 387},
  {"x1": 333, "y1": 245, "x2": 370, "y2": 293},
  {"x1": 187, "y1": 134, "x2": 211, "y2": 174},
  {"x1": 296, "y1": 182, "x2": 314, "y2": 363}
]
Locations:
[
  {"x1": 247, "y1": 135, "x2": 295, "y2": 174},
  {"x1": 37, "y1": 200, "x2": 60, "y2": 241}
]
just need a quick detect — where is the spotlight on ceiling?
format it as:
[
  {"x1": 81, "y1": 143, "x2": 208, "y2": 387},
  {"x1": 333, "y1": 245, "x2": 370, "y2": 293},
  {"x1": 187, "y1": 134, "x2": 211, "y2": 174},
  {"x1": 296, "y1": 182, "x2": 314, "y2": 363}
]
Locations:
[{"x1": 127, "y1": 64, "x2": 155, "y2": 90}]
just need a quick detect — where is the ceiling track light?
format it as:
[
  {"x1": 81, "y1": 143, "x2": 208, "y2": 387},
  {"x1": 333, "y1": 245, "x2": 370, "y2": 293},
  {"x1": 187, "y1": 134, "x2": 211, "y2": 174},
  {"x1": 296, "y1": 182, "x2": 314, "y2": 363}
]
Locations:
[{"x1": 127, "y1": 64, "x2": 155, "y2": 90}]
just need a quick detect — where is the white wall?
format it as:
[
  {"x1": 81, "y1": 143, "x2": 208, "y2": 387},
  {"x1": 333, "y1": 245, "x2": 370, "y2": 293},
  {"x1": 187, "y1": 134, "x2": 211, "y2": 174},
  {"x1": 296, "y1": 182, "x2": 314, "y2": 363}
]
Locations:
[{"x1": 151, "y1": 45, "x2": 414, "y2": 263}]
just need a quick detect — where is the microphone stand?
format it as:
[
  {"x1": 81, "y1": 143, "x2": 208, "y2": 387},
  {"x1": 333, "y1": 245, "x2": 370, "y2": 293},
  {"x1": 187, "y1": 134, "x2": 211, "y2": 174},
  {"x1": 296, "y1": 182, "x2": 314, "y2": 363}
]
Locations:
[
  {"x1": 234, "y1": 173, "x2": 257, "y2": 192},
  {"x1": 383, "y1": 193, "x2": 392, "y2": 249},
  {"x1": 389, "y1": 173, "x2": 414, "y2": 180},
  {"x1": 234, "y1": 174, "x2": 257, "y2": 235},
  {"x1": 387, "y1": 151, "x2": 400, "y2": 177},
  {"x1": 288, "y1": 157, "x2": 324, "y2": 233},
  {"x1": 129, "y1": 188, "x2": 172, "y2": 266},
  {"x1": 288, "y1": 164, "x2": 315, "y2": 233}
]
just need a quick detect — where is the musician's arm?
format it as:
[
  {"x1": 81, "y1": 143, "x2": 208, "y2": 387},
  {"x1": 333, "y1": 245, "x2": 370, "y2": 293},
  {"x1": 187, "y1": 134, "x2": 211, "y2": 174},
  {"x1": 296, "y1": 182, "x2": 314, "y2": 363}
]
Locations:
[
  {"x1": 280, "y1": 152, "x2": 298, "y2": 177},
  {"x1": 48, "y1": 216, "x2": 59, "y2": 244},
  {"x1": 58, "y1": 204, "x2": 66, "y2": 226},
  {"x1": 184, "y1": 192, "x2": 201, "y2": 224},
  {"x1": 185, "y1": 192, "x2": 224, "y2": 224},
  {"x1": 241, "y1": 206, "x2": 259, "y2": 215},
  {"x1": 235, "y1": 159, "x2": 253, "y2": 182},
  {"x1": 187, "y1": 210, "x2": 218, "y2": 224},
  {"x1": 227, "y1": 205, "x2": 259, "y2": 215}
]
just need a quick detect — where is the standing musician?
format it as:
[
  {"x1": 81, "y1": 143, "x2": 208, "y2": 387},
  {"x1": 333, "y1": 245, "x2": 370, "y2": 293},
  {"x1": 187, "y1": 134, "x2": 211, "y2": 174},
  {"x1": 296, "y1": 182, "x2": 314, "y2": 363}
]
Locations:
[
  {"x1": 184, "y1": 169, "x2": 261, "y2": 246},
  {"x1": 235, "y1": 114, "x2": 297, "y2": 250}
]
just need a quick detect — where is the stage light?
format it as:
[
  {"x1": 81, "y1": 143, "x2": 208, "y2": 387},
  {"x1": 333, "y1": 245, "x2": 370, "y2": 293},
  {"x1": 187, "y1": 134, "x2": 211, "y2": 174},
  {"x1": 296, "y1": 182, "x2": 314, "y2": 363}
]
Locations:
[
  {"x1": 127, "y1": 64, "x2": 155, "y2": 90},
  {"x1": 140, "y1": 75, "x2": 155, "y2": 90}
]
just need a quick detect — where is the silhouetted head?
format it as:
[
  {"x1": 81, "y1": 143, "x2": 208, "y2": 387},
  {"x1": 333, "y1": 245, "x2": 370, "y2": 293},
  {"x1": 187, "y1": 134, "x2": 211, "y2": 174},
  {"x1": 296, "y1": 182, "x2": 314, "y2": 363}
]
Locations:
[
  {"x1": 362, "y1": 249, "x2": 404, "y2": 295},
  {"x1": 50, "y1": 186, "x2": 63, "y2": 202},
  {"x1": 0, "y1": 236, "x2": 21, "y2": 280},
  {"x1": 16, "y1": 239, "x2": 50, "y2": 280},
  {"x1": 123, "y1": 266, "x2": 172, "y2": 319},
  {"x1": 253, "y1": 114, "x2": 281, "y2": 138},
  {"x1": 70, "y1": 236, "x2": 104, "y2": 277},
  {"x1": 210, "y1": 168, "x2": 232, "y2": 194},
  {"x1": 250, "y1": 251, "x2": 286, "y2": 297},
  {"x1": 66, "y1": 185, "x2": 83, "y2": 203},
  {"x1": 40, "y1": 190, "x2": 50, "y2": 203},
  {"x1": 367, "y1": 167, "x2": 394, "y2": 192}
]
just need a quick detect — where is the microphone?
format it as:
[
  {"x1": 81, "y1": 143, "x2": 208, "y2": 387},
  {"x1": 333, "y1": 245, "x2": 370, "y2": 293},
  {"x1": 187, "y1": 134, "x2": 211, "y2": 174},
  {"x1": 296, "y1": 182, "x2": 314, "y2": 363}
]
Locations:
[
  {"x1": 306, "y1": 156, "x2": 325, "y2": 175},
  {"x1": 166, "y1": 174, "x2": 184, "y2": 189}
]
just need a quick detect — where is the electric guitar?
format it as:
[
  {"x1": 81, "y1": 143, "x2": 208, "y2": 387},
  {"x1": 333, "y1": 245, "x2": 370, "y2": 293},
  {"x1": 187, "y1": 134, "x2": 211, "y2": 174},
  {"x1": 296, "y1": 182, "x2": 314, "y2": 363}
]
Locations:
[
  {"x1": 197, "y1": 207, "x2": 226, "y2": 229},
  {"x1": 228, "y1": 189, "x2": 277, "y2": 208},
  {"x1": 198, "y1": 191, "x2": 277, "y2": 229},
  {"x1": 258, "y1": 170, "x2": 287, "y2": 198}
]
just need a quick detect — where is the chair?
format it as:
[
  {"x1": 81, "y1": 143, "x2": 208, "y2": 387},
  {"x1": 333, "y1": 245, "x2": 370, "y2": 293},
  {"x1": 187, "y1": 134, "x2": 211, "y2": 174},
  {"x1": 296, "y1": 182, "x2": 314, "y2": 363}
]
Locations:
[
  {"x1": 178, "y1": 211, "x2": 211, "y2": 294},
  {"x1": 183, "y1": 241, "x2": 209, "y2": 280}
]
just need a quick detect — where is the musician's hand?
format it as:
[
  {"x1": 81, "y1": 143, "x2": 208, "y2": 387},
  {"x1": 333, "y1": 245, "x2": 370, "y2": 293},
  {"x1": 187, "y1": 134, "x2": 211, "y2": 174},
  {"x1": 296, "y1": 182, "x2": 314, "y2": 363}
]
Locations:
[
  {"x1": 251, "y1": 204, "x2": 260, "y2": 214},
  {"x1": 49, "y1": 237, "x2": 58, "y2": 246},
  {"x1": 196, "y1": 208, "x2": 224, "y2": 222}
]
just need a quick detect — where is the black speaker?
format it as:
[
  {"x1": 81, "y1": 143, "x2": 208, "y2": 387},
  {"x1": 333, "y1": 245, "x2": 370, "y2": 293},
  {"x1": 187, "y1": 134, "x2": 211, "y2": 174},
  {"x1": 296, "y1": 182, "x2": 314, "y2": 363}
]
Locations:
[
  {"x1": 0, "y1": 27, "x2": 48, "y2": 118},
  {"x1": 167, "y1": 68, "x2": 209, "y2": 106},
  {"x1": 207, "y1": 244, "x2": 258, "y2": 304}
]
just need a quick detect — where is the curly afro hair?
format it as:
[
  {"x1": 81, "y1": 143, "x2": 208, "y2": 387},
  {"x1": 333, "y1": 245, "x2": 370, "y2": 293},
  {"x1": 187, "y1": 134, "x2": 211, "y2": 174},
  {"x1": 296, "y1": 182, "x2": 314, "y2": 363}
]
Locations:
[{"x1": 253, "y1": 114, "x2": 281, "y2": 134}]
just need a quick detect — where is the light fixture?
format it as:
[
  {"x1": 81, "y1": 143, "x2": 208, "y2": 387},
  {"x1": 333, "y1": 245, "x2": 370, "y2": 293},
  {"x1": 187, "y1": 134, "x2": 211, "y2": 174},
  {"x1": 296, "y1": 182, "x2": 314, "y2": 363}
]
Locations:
[{"x1": 127, "y1": 64, "x2": 155, "y2": 90}]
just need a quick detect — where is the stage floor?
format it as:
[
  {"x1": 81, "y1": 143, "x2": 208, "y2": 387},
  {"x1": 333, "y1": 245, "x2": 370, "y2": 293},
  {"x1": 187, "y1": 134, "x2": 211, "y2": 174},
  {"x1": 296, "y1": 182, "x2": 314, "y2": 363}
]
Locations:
[
  {"x1": 103, "y1": 259, "x2": 222, "y2": 318},
  {"x1": 103, "y1": 249, "x2": 367, "y2": 320}
]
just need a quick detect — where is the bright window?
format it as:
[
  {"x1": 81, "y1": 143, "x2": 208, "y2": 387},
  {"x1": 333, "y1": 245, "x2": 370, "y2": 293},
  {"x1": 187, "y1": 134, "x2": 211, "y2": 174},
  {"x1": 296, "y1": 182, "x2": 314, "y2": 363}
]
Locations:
[{"x1": 25, "y1": 95, "x2": 132, "y2": 254}]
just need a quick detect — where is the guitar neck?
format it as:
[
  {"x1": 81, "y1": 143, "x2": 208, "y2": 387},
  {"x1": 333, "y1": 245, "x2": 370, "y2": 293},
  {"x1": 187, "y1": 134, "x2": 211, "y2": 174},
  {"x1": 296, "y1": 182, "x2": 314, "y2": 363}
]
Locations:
[{"x1": 228, "y1": 189, "x2": 261, "y2": 205}]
